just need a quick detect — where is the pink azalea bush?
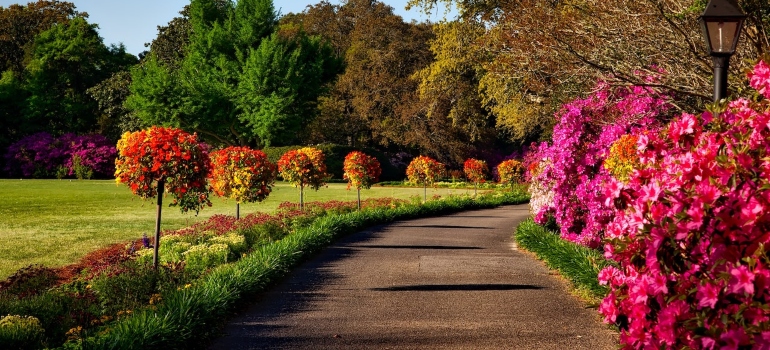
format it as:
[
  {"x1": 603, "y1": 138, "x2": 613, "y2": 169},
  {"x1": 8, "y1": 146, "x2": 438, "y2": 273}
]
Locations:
[
  {"x1": 599, "y1": 60, "x2": 770, "y2": 348},
  {"x1": 528, "y1": 77, "x2": 672, "y2": 247},
  {"x1": 4, "y1": 133, "x2": 117, "y2": 178}
]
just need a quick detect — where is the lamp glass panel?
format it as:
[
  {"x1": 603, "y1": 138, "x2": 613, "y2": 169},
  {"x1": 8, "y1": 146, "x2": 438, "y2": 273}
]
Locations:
[{"x1": 706, "y1": 20, "x2": 739, "y2": 53}]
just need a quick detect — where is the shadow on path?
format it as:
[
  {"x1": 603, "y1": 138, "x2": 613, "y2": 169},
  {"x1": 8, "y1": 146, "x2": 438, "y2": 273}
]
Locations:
[{"x1": 370, "y1": 284, "x2": 544, "y2": 292}]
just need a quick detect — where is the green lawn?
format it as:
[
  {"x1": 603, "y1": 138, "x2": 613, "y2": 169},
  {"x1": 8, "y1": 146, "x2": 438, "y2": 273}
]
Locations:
[{"x1": 0, "y1": 179, "x2": 473, "y2": 279}]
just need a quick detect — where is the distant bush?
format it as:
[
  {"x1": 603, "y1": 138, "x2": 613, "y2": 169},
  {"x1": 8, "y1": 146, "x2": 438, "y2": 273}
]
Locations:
[{"x1": 3, "y1": 133, "x2": 116, "y2": 179}]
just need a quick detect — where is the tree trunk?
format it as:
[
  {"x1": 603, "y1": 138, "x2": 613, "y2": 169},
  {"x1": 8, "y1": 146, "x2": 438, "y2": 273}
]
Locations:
[
  {"x1": 236, "y1": 202, "x2": 240, "y2": 220},
  {"x1": 153, "y1": 180, "x2": 164, "y2": 270},
  {"x1": 357, "y1": 188, "x2": 361, "y2": 210},
  {"x1": 300, "y1": 185, "x2": 305, "y2": 211}
]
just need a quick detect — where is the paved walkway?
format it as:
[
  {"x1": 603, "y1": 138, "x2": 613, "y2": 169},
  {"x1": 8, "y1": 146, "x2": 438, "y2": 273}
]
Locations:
[{"x1": 208, "y1": 205, "x2": 617, "y2": 349}]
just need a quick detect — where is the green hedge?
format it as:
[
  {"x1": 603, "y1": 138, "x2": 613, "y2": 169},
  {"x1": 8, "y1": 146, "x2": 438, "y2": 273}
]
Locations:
[
  {"x1": 262, "y1": 144, "x2": 402, "y2": 181},
  {"x1": 70, "y1": 192, "x2": 529, "y2": 349},
  {"x1": 513, "y1": 218, "x2": 611, "y2": 300}
]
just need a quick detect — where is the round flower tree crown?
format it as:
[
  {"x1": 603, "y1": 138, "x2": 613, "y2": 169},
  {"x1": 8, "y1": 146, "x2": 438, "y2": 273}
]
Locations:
[
  {"x1": 114, "y1": 126, "x2": 211, "y2": 213},
  {"x1": 463, "y1": 158, "x2": 488, "y2": 195},
  {"x1": 209, "y1": 146, "x2": 277, "y2": 219},
  {"x1": 343, "y1": 151, "x2": 382, "y2": 209},
  {"x1": 406, "y1": 155, "x2": 445, "y2": 201},
  {"x1": 277, "y1": 147, "x2": 329, "y2": 210}
]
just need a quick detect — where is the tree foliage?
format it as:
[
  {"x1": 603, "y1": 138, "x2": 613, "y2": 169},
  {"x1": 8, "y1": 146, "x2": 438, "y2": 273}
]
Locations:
[
  {"x1": 127, "y1": 0, "x2": 340, "y2": 148},
  {"x1": 114, "y1": 126, "x2": 211, "y2": 213},
  {"x1": 23, "y1": 17, "x2": 137, "y2": 136},
  {"x1": 209, "y1": 146, "x2": 277, "y2": 203},
  {"x1": 0, "y1": 1, "x2": 83, "y2": 75},
  {"x1": 409, "y1": 0, "x2": 770, "y2": 142}
]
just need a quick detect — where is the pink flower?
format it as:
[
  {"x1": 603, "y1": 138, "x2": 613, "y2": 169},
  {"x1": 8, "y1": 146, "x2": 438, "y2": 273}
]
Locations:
[
  {"x1": 728, "y1": 265, "x2": 755, "y2": 295},
  {"x1": 639, "y1": 182, "x2": 661, "y2": 203},
  {"x1": 739, "y1": 196, "x2": 764, "y2": 226},
  {"x1": 748, "y1": 60, "x2": 770, "y2": 99},
  {"x1": 720, "y1": 327, "x2": 749, "y2": 350},
  {"x1": 696, "y1": 282, "x2": 720, "y2": 309},
  {"x1": 755, "y1": 332, "x2": 770, "y2": 350}
]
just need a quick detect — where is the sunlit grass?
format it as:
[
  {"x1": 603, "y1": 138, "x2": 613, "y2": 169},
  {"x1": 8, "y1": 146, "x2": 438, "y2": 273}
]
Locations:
[{"x1": 0, "y1": 179, "x2": 474, "y2": 278}]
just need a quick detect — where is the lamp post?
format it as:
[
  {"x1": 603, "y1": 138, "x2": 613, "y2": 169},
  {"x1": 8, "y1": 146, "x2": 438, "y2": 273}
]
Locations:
[{"x1": 699, "y1": 0, "x2": 747, "y2": 102}]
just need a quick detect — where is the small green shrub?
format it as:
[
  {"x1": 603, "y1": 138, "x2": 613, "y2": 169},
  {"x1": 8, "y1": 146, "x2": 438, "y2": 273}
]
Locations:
[
  {"x1": 210, "y1": 233, "x2": 248, "y2": 260},
  {"x1": 159, "y1": 241, "x2": 192, "y2": 264},
  {"x1": 71, "y1": 155, "x2": 93, "y2": 180},
  {"x1": 0, "y1": 315, "x2": 46, "y2": 349},
  {"x1": 183, "y1": 244, "x2": 229, "y2": 273},
  {"x1": 241, "y1": 222, "x2": 289, "y2": 248},
  {"x1": 88, "y1": 262, "x2": 158, "y2": 315}
]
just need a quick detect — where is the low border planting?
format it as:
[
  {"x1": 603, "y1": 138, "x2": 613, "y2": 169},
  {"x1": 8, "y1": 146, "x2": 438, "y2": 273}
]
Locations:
[
  {"x1": 55, "y1": 191, "x2": 528, "y2": 349},
  {"x1": 514, "y1": 218, "x2": 612, "y2": 302}
]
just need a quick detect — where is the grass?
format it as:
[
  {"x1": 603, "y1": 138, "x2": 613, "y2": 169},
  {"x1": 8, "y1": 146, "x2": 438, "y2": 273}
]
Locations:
[
  {"x1": 513, "y1": 218, "x2": 612, "y2": 304},
  {"x1": 0, "y1": 179, "x2": 477, "y2": 279}
]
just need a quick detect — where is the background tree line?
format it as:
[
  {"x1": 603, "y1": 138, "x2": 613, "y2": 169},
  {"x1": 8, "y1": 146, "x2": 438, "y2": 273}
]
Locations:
[{"x1": 1, "y1": 0, "x2": 768, "y2": 177}]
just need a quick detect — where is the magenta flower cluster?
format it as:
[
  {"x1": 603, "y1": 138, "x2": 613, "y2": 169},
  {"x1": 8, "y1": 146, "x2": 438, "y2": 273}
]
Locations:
[
  {"x1": 4, "y1": 132, "x2": 117, "y2": 178},
  {"x1": 598, "y1": 60, "x2": 770, "y2": 348},
  {"x1": 527, "y1": 77, "x2": 672, "y2": 247}
]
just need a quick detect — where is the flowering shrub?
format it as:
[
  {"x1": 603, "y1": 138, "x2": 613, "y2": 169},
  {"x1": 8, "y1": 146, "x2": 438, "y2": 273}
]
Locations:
[
  {"x1": 343, "y1": 151, "x2": 382, "y2": 190},
  {"x1": 599, "y1": 60, "x2": 770, "y2": 349},
  {"x1": 3, "y1": 133, "x2": 117, "y2": 178},
  {"x1": 277, "y1": 147, "x2": 329, "y2": 191},
  {"x1": 602, "y1": 134, "x2": 640, "y2": 183},
  {"x1": 209, "y1": 146, "x2": 277, "y2": 204},
  {"x1": 114, "y1": 126, "x2": 211, "y2": 213},
  {"x1": 463, "y1": 158, "x2": 488, "y2": 185},
  {"x1": 406, "y1": 155, "x2": 445, "y2": 187},
  {"x1": 527, "y1": 77, "x2": 672, "y2": 247},
  {"x1": 278, "y1": 147, "x2": 329, "y2": 210},
  {"x1": 496, "y1": 159, "x2": 524, "y2": 186}
]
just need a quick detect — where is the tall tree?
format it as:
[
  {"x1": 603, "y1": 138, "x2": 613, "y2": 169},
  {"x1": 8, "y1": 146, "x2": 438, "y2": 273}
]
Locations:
[
  {"x1": 0, "y1": 1, "x2": 83, "y2": 75},
  {"x1": 127, "y1": 0, "x2": 339, "y2": 147},
  {"x1": 24, "y1": 17, "x2": 137, "y2": 136},
  {"x1": 286, "y1": 0, "x2": 497, "y2": 165},
  {"x1": 408, "y1": 0, "x2": 770, "y2": 140},
  {"x1": 87, "y1": 71, "x2": 144, "y2": 140},
  {"x1": 238, "y1": 25, "x2": 340, "y2": 146}
]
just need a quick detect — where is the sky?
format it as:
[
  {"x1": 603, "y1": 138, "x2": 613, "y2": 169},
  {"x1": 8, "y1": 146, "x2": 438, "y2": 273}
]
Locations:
[{"x1": 0, "y1": 0, "x2": 456, "y2": 56}]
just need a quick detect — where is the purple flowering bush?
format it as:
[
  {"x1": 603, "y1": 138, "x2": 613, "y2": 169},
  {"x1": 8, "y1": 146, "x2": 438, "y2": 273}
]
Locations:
[
  {"x1": 527, "y1": 76, "x2": 673, "y2": 247},
  {"x1": 4, "y1": 133, "x2": 117, "y2": 178}
]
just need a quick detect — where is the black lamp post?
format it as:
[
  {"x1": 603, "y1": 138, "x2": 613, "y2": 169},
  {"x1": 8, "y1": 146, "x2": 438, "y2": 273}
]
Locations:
[{"x1": 699, "y1": 0, "x2": 747, "y2": 102}]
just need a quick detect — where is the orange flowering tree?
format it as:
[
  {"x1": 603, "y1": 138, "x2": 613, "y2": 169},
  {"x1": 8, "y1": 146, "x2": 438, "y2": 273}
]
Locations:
[
  {"x1": 209, "y1": 146, "x2": 277, "y2": 219},
  {"x1": 497, "y1": 159, "x2": 524, "y2": 190},
  {"x1": 277, "y1": 147, "x2": 329, "y2": 210},
  {"x1": 343, "y1": 151, "x2": 382, "y2": 209},
  {"x1": 406, "y1": 155, "x2": 445, "y2": 202},
  {"x1": 114, "y1": 126, "x2": 211, "y2": 268},
  {"x1": 463, "y1": 158, "x2": 488, "y2": 195}
]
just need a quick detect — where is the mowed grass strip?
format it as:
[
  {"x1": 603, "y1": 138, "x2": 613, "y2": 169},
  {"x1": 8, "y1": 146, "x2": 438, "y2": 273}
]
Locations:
[{"x1": 0, "y1": 179, "x2": 473, "y2": 278}]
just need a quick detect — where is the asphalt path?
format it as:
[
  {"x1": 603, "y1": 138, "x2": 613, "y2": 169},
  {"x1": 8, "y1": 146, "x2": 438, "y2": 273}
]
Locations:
[{"x1": 208, "y1": 204, "x2": 617, "y2": 349}]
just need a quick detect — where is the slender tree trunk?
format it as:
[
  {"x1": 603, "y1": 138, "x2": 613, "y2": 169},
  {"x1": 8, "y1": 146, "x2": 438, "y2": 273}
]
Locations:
[
  {"x1": 153, "y1": 179, "x2": 164, "y2": 270},
  {"x1": 474, "y1": 182, "x2": 478, "y2": 196},
  {"x1": 236, "y1": 202, "x2": 240, "y2": 220},
  {"x1": 357, "y1": 188, "x2": 361, "y2": 210},
  {"x1": 300, "y1": 185, "x2": 305, "y2": 211},
  {"x1": 423, "y1": 184, "x2": 427, "y2": 203}
]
